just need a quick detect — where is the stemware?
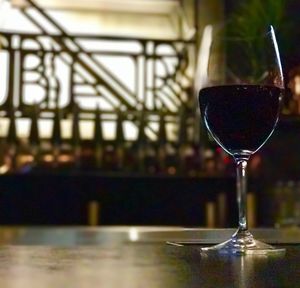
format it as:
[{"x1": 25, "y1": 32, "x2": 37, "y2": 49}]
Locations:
[{"x1": 198, "y1": 25, "x2": 285, "y2": 254}]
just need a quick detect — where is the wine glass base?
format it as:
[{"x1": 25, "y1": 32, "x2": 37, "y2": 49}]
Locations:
[{"x1": 200, "y1": 229, "x2": 286, "y2": 256}]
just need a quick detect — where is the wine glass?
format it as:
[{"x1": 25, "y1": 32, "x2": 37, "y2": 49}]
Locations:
[{"x1": 198, "y1": 25, "x2": 285, "y2": 255}]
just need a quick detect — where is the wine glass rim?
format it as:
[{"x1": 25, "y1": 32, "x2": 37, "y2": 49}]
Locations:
[{"x1": 212, "y1": 25, "x2": 276, "y2": 41}]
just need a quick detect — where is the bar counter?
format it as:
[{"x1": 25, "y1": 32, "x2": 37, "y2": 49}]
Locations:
[{"x1": 0, "y1": 226, "x2": 299, "y2": 287}]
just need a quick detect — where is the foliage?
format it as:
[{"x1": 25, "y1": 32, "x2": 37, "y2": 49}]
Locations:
[
  {"x1": 225, "y1": 0, "x2": 288, "y2": 82},
  {"x1": 227, "y1": 0, "x2": 286, "y2": 38}
]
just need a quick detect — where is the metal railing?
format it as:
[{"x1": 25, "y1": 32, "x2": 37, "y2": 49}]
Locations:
[
  {"x1": 0, "y1": 0, "x2": 203, "y2": 175},
  {"x1": 0, "y1": 31, "x2": 194, "y2": 115}
]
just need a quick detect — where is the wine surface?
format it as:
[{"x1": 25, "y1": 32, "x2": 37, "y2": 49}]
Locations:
[{"x1": 198, "y1": 85, "x2": 282, "y2": 155}]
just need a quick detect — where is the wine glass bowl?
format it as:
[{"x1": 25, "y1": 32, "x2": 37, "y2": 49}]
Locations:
[
  {"x1": 199, "y1": 84, "x2": 282, "y2": 157},
  {"x1": 198, "y1": 26, "x2": 285, "y2": 255}
]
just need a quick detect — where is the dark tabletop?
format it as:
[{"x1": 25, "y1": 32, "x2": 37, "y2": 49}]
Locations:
[{"x1": 0, "y1": 227, "x2": 299, "y2": 288}]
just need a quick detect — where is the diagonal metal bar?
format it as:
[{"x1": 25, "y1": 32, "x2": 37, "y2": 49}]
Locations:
[
  {"x1": 22, "y1": 0, "x2": 137, "y2": 109},
  {"x1": 20, "y1": 11, "x2": 119, "y2": 110}
]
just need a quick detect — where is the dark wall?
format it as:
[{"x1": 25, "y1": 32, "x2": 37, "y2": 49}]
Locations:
[{"x1": 0, "y1": 174, "x2": 236, "y2": 226}]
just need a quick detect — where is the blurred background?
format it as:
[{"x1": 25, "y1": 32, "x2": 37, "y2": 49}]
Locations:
[{"x1": 0, "y1": 0, "x2": 299, "y2": 228}]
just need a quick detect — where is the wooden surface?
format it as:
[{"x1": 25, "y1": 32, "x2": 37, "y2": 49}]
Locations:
[{"x1": 0, "y1": 227, "x2": 299, "y2": 287}]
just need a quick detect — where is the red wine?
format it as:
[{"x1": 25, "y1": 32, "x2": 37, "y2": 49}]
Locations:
[{"x1": 199, "y1": 85, "x2": 282, "y2": 155}]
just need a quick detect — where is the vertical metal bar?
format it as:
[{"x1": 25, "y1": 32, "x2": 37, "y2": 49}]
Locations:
[
  {"x1": 44, "y1": 52, "x2": 50, "y2": 109},
  {"x1": 68, "y1": 52, "x2": 75, "y2": 111},
  {"x1": 194, "y1": 0, "x2": 200, "y2": 49},
  {"x1": 13, "y1": 36, "x2": 21, "y2": 109},
  {"x1": 4, "y1": 35, "x2": 14, "y2": 110},
  {"x1": 143, "y1": 41, "x2": 147, "y2": 110},
  {"x1": 152, "y1": 43, "x2": 156, "y2": 110},
  {"x1": 18, "y1": 36, "x2": 24, "y2": 111},
  {"x1": 134, "y1": 55, "x2": 139, "y2": 106}
]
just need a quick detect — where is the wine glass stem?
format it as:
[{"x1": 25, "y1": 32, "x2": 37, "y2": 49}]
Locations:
[{"x1": 235, "y1": 158, "x2": 249, "y2": 232}]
